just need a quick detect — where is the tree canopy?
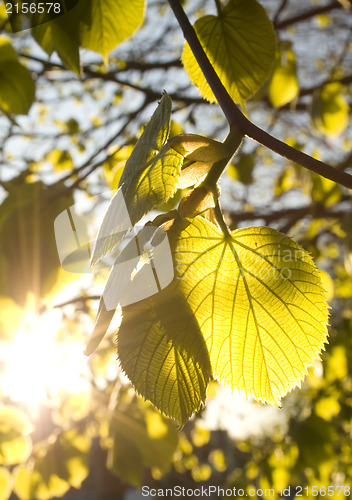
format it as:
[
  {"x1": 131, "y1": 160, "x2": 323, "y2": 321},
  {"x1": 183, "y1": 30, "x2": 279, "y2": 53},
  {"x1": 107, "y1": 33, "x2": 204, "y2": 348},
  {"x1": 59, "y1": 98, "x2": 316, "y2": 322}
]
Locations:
[{"x1": 0, "y1": 0, "x2": 351, "y2": 498}]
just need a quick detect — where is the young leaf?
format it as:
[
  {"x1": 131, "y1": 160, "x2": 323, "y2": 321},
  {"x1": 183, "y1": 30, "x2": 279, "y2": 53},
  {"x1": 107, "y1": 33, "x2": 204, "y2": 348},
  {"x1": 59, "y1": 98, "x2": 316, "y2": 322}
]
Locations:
[
  {"x1": 168, "y1": 134, "x2": 230, "y2": 188},
  {"x1": 169, "y1": 217, "x2": 329, "y2": 407},
  {"x1": 117, "y1": 281, "x2": 212, "y2": 426},
  {"x1": 32, "y1": 9, "x2": 81, "y2": 75},
  {"x1": 119, "y1": 91, "x2": 175, "y2": 190},
  {"x1": 182, "y1": 0, "x2": 276, "y2": 107},
  {"x1": 122, "y1": 146, "x2": 184, "y2": 227},
  {"x1": 91, "y1": 92, "x2": 183, "y2": 266}
]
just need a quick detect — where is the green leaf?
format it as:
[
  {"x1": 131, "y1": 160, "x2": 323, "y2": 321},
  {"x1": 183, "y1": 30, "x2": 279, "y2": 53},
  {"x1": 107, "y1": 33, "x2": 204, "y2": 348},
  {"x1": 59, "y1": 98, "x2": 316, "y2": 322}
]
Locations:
[
  {"x1": 182, "y1": 0, "x2": 276, "y2": 106},
  {"x1": 32, "y1": 0, "x2": 145, "y2": 70},
  {"x1": 117, "y1": 281, "x2": 211, "y2": 426},
  {"x1": 169, "y1": 217, "x2": 329, "y2": 407},
  {"x1": 119, "y1": 92, "x2": 174, "y2": 190},
  {"x1": 0, "y1": 37, "x2": 35, "y2": 115},
  {"x1": 0, "y1": 180, "x2": 74, "y2": 306},
  {"x1": 32, "y1": 8, "x2": 81, "y2": 75},
  {"x1": 79, "y1": 0, "x2": 145, "y2": 63},
  {"x1": 123, "y1": 146, "x2": 184, "y2": 226},
  {"x1": 169, "y1": 134, "x2": 230, "y2": 188},
  {"x1": 0, "y1": 406, "x2": 32, "y2": 466},
  {"x1": 0, "y1": 35, "x2": 18, "y2": 61},
  {"x1": 91, "y1": 92, "x2": 183, "y2": 266},
  {"x1": 268, "y1": 42, "x2": 299, "y2": 107},
  {"x1": 311, "y1": 82, "x2": 349, "y2": 137}
]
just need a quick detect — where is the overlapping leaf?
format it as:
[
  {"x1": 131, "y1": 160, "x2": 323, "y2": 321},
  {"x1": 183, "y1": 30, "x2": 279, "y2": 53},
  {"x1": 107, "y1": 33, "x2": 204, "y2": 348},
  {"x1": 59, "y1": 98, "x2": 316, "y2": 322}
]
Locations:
[
  {"x1": 32, "y1": 0, "x2": 145, "y2": 71},
  {"x1": 79, "y1": 0, "x2": 145, "y2": 62},
  {"x1": 91, "y1": 92, "x2": 183, "y2": 266},
  {"x1": 182, "y1": 0, "x2": 276, "y2": 106},
  {"x1": 117, "y1": 281, "x2": 211, "y2": 426},
  {"x1": 115, "y1": 215, "x2": 328, "y2": 424}
]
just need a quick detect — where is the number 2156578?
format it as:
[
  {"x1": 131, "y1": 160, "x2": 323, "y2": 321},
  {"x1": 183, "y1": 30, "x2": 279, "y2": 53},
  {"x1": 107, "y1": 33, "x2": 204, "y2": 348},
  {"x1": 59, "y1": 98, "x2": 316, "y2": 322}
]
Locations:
[
  {"x1": 5, "y1": 3, "x2": 61, "y2": 14},
  {"x1": 294, "y1": 486, "x2": 350, "y2": 496}
]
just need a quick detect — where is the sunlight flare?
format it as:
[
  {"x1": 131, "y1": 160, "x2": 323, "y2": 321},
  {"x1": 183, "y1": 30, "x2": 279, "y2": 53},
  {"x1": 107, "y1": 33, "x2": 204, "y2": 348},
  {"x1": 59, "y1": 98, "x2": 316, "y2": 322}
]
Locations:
[{"x1": 0, "y1": 308, "x2": 90, "y2": 404}]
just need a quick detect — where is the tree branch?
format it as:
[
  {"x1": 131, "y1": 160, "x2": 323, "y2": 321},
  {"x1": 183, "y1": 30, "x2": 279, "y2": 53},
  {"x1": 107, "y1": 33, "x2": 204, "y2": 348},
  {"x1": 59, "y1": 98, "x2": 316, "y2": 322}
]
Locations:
[
  {"x1": 272, "y1": 0, "x2": 289, "y2": 26},
  {"x1": 274, "y1": 0, "x2": 342, "y2": 29},
  {"x1": 227, "y1": 197, "x2": 351, "y2": 229},
  {"x1": 167, "y1": 0, "x2": 352, "y2": 190},
  {"x1": 53, "y1": 295, "x2": 100, "y2": 308}
]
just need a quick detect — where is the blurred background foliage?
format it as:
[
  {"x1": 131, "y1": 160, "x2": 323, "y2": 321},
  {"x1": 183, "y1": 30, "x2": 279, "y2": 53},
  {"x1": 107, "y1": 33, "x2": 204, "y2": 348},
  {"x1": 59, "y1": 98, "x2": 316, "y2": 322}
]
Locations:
[{"x1": 0, "y1": 0, "x2": 351, "y2": 498}]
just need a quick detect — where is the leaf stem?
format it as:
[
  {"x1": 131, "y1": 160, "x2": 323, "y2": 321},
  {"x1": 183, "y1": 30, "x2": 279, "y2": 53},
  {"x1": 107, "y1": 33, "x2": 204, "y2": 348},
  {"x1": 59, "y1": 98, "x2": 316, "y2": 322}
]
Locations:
[
  {"x1": 167, "y1": 0, "x2": 352, "y2": 190},
  {"x1": 214, "y1": 0, "x2": 222, "y2": 16},
  {"x1": 214, "y1": 199, "x2": 231, "y2": 237},
  {"x1": 204, "y1": 127, "x2": 243, "y2": 187}
]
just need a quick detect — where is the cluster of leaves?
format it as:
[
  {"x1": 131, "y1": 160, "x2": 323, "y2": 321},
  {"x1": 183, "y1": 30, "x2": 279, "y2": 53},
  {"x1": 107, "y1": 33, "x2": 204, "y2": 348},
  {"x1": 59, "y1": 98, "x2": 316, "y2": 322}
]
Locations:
[{"x1": 88, "y1": 92, "x2": 328, "y2": 427}]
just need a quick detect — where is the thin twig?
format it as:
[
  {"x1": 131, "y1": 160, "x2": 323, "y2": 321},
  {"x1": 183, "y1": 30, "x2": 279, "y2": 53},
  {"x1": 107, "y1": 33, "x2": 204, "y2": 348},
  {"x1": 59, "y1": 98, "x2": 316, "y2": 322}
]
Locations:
[
  {"x1": 53, "y1": 295, "x2": 100, "y2": 308},
  {"x1": 274, "y1": 0, "x2": 342, "y2": 29}
]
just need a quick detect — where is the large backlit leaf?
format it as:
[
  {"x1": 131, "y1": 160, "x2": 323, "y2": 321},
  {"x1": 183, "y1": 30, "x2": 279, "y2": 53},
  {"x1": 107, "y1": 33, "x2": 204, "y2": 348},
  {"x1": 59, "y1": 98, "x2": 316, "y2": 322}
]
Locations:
[
  {"x1": 182, "y1": 0, "x2": 276, "y2": 106},
  {"x1": 91, "y1": 92, "x2": 183, "y2": 266},
  {"x1": 32, "y1": 10, "x2": 80, "y2": 75},
  {"x1": 0, "y1": 37, "x2": 35, "y2": 115},
  {"x1": 117, "y1": 281, "x2": 211, "y2": 426},
  {"x1": 168, "y1": 217, "x2": 329, "y2": 407},
  {"x1": 79, "y1": 0, "x2": 145, "y2": 62}
]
